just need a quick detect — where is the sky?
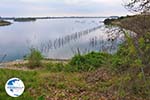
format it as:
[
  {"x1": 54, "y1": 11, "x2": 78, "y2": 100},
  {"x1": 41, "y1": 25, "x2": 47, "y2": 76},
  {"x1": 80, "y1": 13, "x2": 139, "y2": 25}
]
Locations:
[{"x1": 0, "y1": 0, "x2": 132, "y2": 17}]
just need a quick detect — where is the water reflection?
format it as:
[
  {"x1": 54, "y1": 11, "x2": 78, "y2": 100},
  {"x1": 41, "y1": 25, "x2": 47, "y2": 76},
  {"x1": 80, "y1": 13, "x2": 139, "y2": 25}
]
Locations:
[{"x1": 0, "y1": 18, "x2": 123, "y2": 61}]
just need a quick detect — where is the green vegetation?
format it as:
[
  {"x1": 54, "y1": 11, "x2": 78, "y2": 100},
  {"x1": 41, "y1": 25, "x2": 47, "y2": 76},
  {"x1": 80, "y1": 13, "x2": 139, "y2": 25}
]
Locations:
[
  {"x1": 14, "y1": 18, "x2": 36, "y2": 22},
  {"x1": 27, "y1": 48, "x2": 43, "y2": 69},
  {"x1": 0, "y1": 20, "x2": 11, "y2": 26},
  {"x1": 69, "y1": 52, "x2": 111, "y2": 71},
  {"x1": 1, "y1": 14, "x2": 150, "y2": 99},
  {"x1": 43, "y1": 52, "x2": 111, "y2": 72},
  {"x1": 0, "y1": 68, "x2": 113, "y2": 100},
  {"x1": 1, "y1": 32, "x2": 149, "y2": 99}
]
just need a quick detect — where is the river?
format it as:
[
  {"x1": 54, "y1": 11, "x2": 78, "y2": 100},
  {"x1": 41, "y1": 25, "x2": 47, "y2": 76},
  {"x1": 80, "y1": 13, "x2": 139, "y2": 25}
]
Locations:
[{"x1": 0, "y1": 18, "x2": 123, "y2": 61}]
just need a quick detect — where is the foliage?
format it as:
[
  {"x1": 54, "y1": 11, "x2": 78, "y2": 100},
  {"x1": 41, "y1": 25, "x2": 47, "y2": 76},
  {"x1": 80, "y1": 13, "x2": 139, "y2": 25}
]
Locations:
[
  {"x1": 44, "y1": 52, "x2": 112, "y2": 72},
  {"x1": 110, "y1": 32, "x2": 148, "y2": 69},
  {"x1": 110, "y1": 33, "x2": 137, "y2": 71},
  {"x1": 69, "y1": 52, "x2": 111, "y2": 71},
  {"x1": 124, "y1": 0, "x2": 150, "y2": 13},
  {"x1": 138, "y1": 33, "x2": 150, "y2": 66},
  {"x1": 27, "y1": 48, "x2": 43, "y2": 69},
  {"x1": 112, "y1": 32, "x2": 150, "y2": 99}
]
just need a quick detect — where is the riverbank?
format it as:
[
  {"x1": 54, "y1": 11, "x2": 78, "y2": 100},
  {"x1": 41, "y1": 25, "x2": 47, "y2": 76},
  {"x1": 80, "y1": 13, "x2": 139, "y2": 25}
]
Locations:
[
  {"x1": 104, "y1": 14, "x2": 150, "y2": 34},
  {"x1": 0, "y1": 51, "x2": 149, "y2": 99},
  {"x1": 0, "y1": 20, "x2": 11, "y2": 26},
  {"x1": 1, "y1": 59, "x2": 69, "y2": 71}
]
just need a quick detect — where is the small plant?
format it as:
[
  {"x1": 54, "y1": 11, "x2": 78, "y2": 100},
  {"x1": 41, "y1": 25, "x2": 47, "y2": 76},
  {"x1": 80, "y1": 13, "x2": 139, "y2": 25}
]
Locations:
[{"x1": 28, "y1": 48, "x2": 43, "y2": 69}]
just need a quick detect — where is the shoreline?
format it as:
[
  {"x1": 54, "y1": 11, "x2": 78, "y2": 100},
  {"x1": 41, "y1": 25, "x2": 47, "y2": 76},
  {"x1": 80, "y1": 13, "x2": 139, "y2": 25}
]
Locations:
[
  {"x1": 0, "y1": 20, "x2": 11, "y2": 26},
  {"x1": 104, "y1": 14, "x2": 150, "y2": 34},
  {"x1": 0, "y1": 58, "x2": 69, "y2": 70}
]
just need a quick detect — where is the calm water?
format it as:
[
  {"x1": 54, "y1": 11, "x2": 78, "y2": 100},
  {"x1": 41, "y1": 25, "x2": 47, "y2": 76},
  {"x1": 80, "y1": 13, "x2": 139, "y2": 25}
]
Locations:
[{"x1": 0, "y1": 18, "x2": 123, "y2": 61}]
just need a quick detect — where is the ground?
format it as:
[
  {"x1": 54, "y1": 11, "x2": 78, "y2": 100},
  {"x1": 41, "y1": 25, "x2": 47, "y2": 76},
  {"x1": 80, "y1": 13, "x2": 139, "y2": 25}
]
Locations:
[{"x1": 0, "y1": 60, "x2": 145, "y2": 100}]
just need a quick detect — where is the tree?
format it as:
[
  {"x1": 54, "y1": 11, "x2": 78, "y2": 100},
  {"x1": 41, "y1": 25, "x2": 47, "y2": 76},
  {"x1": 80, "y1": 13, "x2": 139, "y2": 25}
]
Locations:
[
  {"x1": 122, "y1": 0, "x2": 150, "y2": 37},
  {"x1": 122, "y1": 0, "x2": 150, "y2": 98},
  {"x1": 124, "y1": 0, "x2": 150, "y2": 13}
]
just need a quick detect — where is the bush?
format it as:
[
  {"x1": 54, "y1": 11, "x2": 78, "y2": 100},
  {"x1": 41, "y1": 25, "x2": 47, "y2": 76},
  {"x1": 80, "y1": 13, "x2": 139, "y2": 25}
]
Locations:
[
  {"x1": 27, "y1": 48, "x2": 43, "y2": 69},
  {"x1": 111, "y1": 32, "x2": 150, "y2": 72},
  {"x1": 44, "y1": 52, "x2": 112, "y2": 72},
  {"x1": 111, "y1": 32, "x2": 150, "y2": 98},
  {"x1": 69, "y1": 52, "x2": 111, "y2": 71}
]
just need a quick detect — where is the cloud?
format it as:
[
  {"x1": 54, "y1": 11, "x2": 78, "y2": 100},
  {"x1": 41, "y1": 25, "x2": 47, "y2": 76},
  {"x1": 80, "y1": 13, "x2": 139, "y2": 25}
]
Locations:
[
  {"x1": 92, "y1": 0, "x2": 121, "y2": 3},
  {"x1": 20, "y1": 0, "x2": 49, "y2": 3},
  {"x1": 63, "y1": 0, "x2": 121, "y2": 5},
  {"x1": 0, "y1": 0, "x2": 131, "y2": 17}
]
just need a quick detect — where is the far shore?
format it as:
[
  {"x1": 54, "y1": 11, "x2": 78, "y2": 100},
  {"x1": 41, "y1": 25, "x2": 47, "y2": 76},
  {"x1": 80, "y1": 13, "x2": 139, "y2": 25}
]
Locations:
[
  {"x1": 0, "y1": 20, "x2": 11, "y2": 26},
  {"x1": 14, "y1": 18, "x2": 36, "y2": 22}
]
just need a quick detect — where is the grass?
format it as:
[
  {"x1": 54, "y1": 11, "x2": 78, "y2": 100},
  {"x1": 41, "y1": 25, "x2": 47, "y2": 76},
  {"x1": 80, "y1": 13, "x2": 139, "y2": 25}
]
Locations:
[
  {"x1": 1, "y1": 60, "x2": 148, "y2": 99},
  {"x1": 0, "y1": 68, "x2": 113, "y2": 100},
  {"x1": 0, "y1": 69, "x2": 37, "y2": 100}
]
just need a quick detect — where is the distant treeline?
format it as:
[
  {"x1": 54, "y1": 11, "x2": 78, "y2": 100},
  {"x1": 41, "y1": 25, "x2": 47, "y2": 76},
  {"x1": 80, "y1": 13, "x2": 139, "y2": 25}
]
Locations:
[
  {"x1": 104, "y1": 15, "x2": 133, "y2": 25},
  {"x1": 14, "y1": 18, "x2": 36, "y2": 22},
  {"x1": 0, "y1": 16, "x2": 108, "y2": 20}
]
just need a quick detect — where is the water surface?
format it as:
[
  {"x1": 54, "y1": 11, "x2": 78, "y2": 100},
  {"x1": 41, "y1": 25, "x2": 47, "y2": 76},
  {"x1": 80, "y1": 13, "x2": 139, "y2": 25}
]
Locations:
[{"x1": 0, "y1": 18, "x2": 123, "y2": 61}]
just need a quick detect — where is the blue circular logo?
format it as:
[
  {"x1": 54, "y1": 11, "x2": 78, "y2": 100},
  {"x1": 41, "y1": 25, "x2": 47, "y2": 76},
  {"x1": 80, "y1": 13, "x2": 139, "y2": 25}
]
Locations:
[{"x1": 5, "y1": 78, "x2": 25, "y2": 97}]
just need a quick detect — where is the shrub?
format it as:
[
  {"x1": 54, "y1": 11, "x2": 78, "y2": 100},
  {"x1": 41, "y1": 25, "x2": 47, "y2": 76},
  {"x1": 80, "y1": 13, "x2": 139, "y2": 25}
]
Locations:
[
  {"x1": 112, "y1": 32, "x2": 150, "y2": 98},
  {"x1": 69, "y1": 52, "x2": 111, "y2": 71},
  {"x1": 44, "y1": 52, "x2": 112, "y2": 72},
  {"x1": 112, "y1": 32, "x2": 150, "y2": 72},
  {"x1": 27, "y1": 48, "x2": 43, "y2": 69}
]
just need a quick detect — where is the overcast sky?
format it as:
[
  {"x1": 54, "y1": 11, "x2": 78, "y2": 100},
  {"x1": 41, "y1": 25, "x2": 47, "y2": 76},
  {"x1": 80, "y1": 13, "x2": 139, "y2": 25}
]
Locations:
[{"x1": 0, "y1": 0, "x2": 132, "y2": 17}]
